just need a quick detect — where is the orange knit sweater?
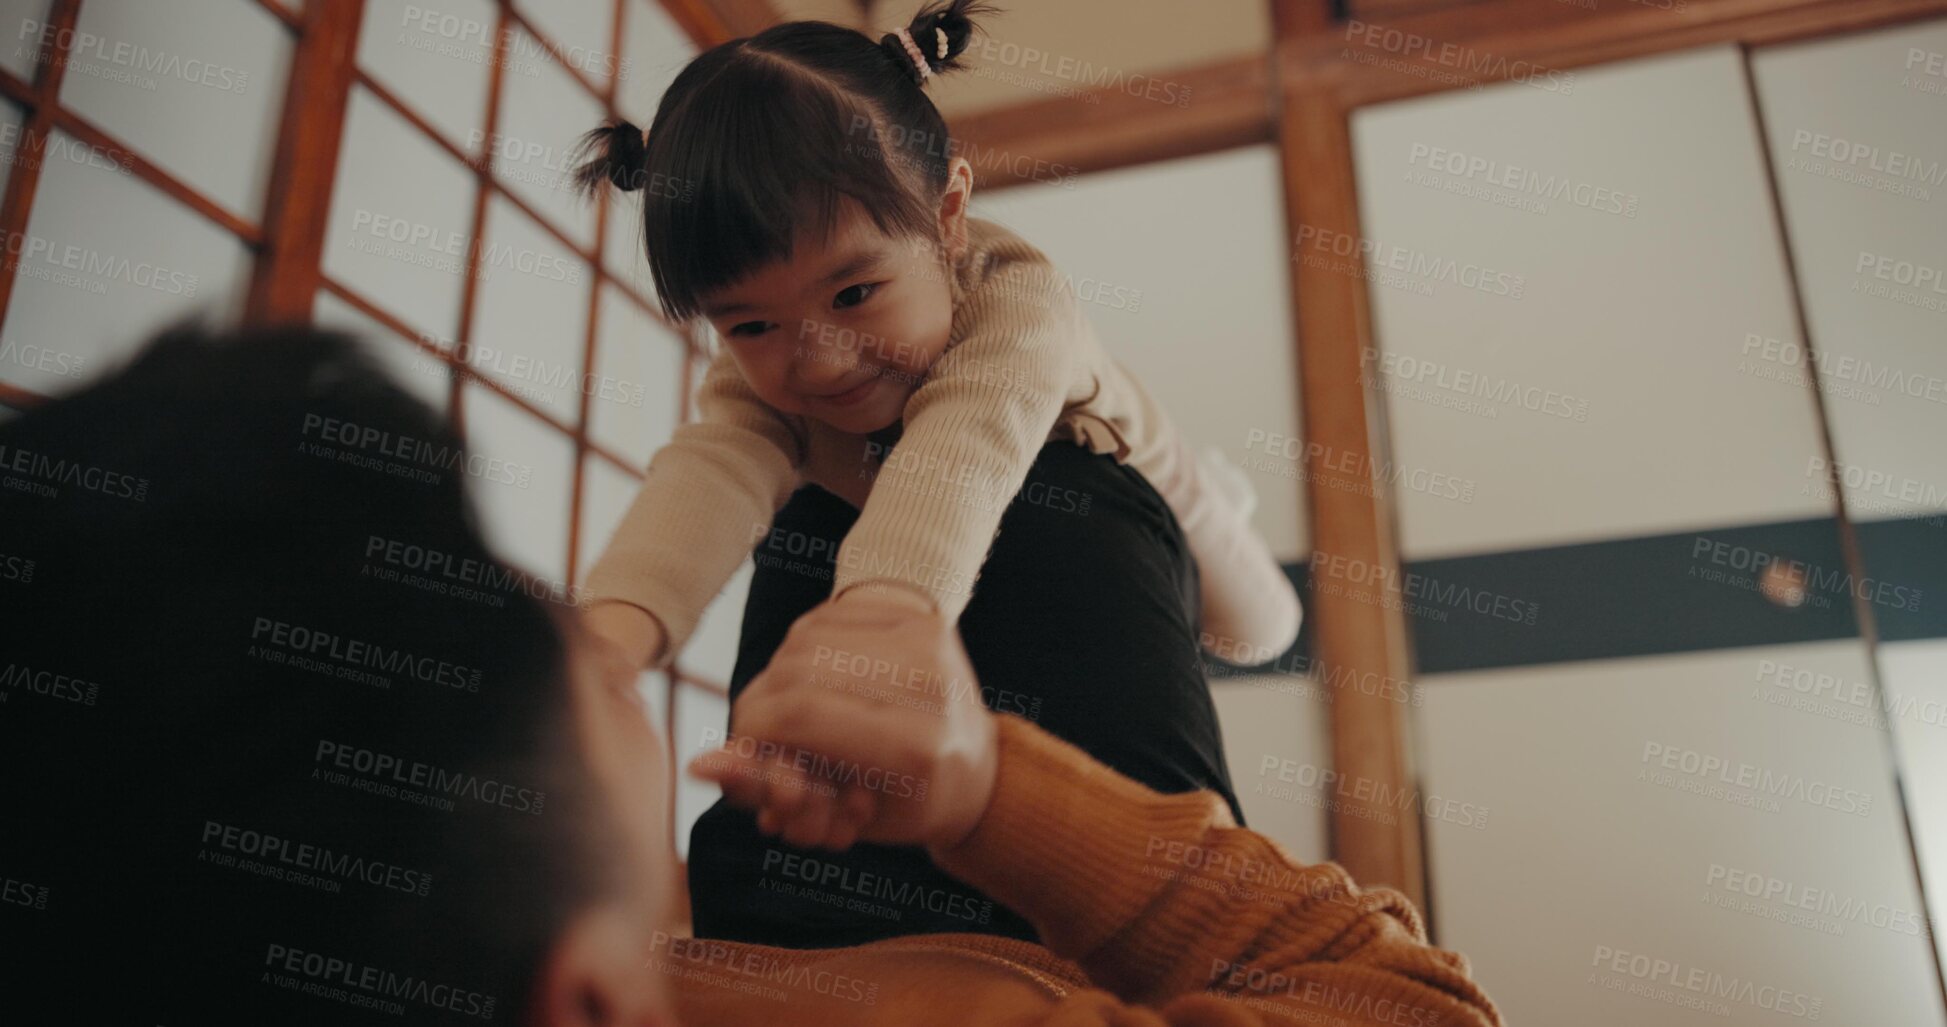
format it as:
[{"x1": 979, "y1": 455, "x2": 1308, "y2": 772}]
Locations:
[{"x1": 663, "y1": 714, "x2": 1503, "y2": 1026}]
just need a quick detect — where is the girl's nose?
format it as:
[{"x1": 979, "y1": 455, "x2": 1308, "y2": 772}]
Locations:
[{"x1": 791, "y1": 323, "x2": 862, "y2": 384}]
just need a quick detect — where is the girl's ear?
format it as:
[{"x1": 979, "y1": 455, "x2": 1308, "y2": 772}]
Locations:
[{"x1": 937, "y1": 156, "x2": 976, "y2": 262}]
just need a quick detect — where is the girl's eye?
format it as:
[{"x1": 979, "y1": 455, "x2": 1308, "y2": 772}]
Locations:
[
  {"x1": 834, "y1": 282, "x2": 878, "y2": 309},
  {"x1": 728, "y1": 321, "x2": 772, "y2": 338}
]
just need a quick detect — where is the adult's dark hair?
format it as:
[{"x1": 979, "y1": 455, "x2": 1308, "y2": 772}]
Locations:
[
  {"x1": 0, "y1": 325, "x2": 613, "y2": 1024},
  {"x1": 574, "y1": 0, "x2": 1001, "y2": 322}
]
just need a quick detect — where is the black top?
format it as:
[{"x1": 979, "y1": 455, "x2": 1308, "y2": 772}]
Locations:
[{"x1": 687, "y1": 439, "x2": 1245, "y2": 948}]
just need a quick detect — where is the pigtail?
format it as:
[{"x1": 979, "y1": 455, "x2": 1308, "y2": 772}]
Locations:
[
  {"x1": 570, "y1": 120, "x2": 650, "y2": 197},
  {"x1": 878, "y1": 0, "x2": 999, "y2": 85}
]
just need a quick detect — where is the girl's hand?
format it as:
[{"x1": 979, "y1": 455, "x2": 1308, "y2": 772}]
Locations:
[{"x1": 688, "y1": 591, "x2": 998, "y2": 853}]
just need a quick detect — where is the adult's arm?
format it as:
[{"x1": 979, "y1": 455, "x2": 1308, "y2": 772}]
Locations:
[
  {"x1": 584, "y1": 348, "x2": 806, "y2": 669},
  {"x1": 930, "y1": 714, "x2": 1503, "y2": 1026},
  {"x1": 694, "y1": 592, "x2": 1501, "y2": 1027}
]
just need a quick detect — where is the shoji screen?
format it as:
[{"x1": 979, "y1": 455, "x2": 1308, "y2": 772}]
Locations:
[
  {"x1": 1351, "y1": 45, "x2": 1943, "y2": 1025},
  {"x1": 0, "y1": 0, "x2": 292, "y2": 404},
  {"x1": 310, "y1": 0, "x2": 729, "y2": 854},
  {"x1": 1754, "y1": 16, "x2": 1947, "y2": 974},
  {"x1": 974, "y1": 145, "x2": 1327, "y2": 862}
]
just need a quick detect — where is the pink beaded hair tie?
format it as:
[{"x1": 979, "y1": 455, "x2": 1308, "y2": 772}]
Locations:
[{"x1": 894, "y1": 25, "x2": 946, "y2": 82}]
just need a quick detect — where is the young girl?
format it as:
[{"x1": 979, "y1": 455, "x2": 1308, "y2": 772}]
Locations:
[{"x1": 578, "y1": 0, "x2": 1300, "y2": 862}]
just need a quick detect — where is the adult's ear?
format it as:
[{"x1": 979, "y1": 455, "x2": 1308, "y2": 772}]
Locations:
[
  {"x1": 937, "y1": 156, "x2": 975, "y2": 264},
  {"x1": 530, "y1": 906, "x2": 678, "y2": 1027}
]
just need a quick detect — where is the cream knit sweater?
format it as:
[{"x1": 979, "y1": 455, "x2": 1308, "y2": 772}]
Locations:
[{"x1": 586, "y1": 217, "x2": 1302, "y2": 668}]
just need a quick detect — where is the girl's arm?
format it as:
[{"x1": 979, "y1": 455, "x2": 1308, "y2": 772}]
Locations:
[
  {"x1": 830, "y1": 258, "x2": 1080, "y2": 616},
  {"x1": 584, "y1": 349, "x2": 808, "y2": 669}
]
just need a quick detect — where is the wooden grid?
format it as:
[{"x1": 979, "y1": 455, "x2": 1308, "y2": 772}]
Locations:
[{"x1": 0, "y1": 0, "x2": 732, "y2": 777}]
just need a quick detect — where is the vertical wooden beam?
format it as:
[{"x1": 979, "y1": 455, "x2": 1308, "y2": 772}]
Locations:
[
  {"x1": 1270, "y1": 0, "x2": 1426, "y2": 910},
  {"x1": 247, "y1": 0, "x2": 366, "y2": 324}
]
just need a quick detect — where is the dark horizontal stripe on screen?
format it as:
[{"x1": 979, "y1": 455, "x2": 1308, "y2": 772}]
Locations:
[
  {"x1": 1208, "y1": 512, "x2": 1947, "y2": 683},
  {"x1": 1395, "y1": 516, "x2": 1875, "y2": 674},
  {"x1": 1857, "y1": 514, "x2": 1947, "y2": 643}
]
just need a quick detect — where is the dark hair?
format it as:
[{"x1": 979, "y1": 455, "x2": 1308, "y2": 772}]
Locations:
[
  {"x1": 574, "y1": 0, "x2": 1001, "y2": 322},
  {"x1": 0, "y1": 325, "x2": 613, "y2": 1024}
]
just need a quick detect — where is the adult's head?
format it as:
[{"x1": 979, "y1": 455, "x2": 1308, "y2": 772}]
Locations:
[{"x1": 0, "y1": 325, "x2": 680, "y2": 1026}]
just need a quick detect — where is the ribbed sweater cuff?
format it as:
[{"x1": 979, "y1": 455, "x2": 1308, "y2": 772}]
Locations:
[
  {"x1": 927, "y1": 713, "x2": 1225, "y2": 961},
  {"x1": 581, "y1": 594, "x2": 680, "y2": 672},
  {"x1": 581, "y1": 577, "x2": 686, "y2": 672}
]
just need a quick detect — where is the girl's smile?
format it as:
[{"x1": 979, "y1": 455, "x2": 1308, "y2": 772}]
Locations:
[
  {"x1": 697, "y1": 195, "x2": 962, "y2": 436},
  {"x1": 813, "y1": 375, "x2": 882, "y2": 408}
]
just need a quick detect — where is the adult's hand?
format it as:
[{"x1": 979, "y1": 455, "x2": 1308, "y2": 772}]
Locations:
[{"x1": 688, "y1": 591, "x2": 999, "y2": 853}]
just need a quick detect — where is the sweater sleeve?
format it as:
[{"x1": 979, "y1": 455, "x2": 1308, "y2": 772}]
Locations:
[
  {"x1": 583, "y1": 349, "x2": 806, "y2": 669},
  {"x1": 829, "y1": 259, "x2": 1078, "y2": 618},
  {"x1": 929, "y1": 715, "x2": 1504, "y2": 1027}
]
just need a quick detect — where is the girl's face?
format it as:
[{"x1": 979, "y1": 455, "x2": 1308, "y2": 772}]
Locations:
[{"x1": 698, "y1": 197, "x2": 960, "y2": 436}]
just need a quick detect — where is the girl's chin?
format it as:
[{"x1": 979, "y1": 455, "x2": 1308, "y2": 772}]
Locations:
[
  {"x1": 818, "y1": 407, "x2": 900, "y2": 435},
  {"x1": 807, "y1": 391, "x2": 908, "y2": 435}
]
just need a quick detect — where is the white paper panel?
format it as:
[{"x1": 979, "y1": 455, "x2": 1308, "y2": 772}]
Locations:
[
  {"x1": 971, "y1": 144, "x2": 1305, "y2": 559},
  {"x1": 514, "y1": 0, "x2": 617, "y2": 90},
  {"x1": 600, "y1": 0, "x2": 693, "y2": 283},
  {"x1": 356, "y1": 0, "x2": 498, "y2": 150},
  {"x1": 1882, "y1": 639, "x2": 1947, "y2": 976},
  {"x1": 1753, "y1": 20, "x2": 1947, "y2": 525},
  {"x1": 619, "y1": 0, "x2": 695, "y2": 126},
  {"x1": 466, "y1": 195, "x2": 591, "y2": 425},
  {"x1": 0, "y1": 132, "x2": 252, "y2": 397},
  {"x1": 587, "y1": 284, "x2": 683, "y2": 467},
  {"x1": 0, "y1": 0, "x2": 53, "y2": 82},
  {"x1": 493, "y1": 28, "x2": 604, "y2": 250},
  {"x1": 1419, "y1": 643, "x2": 1943, "y2": 1026},
  {"x1": 321, "y1": 86, "x2": 475, "y2": 344},
  {"x1": 1351, "y1": 47, "x2": 1830, "y2": 560},
  {"x1": 577, "y1": 453, "x2": 640, "y2": 582},
  {"x1": 461, "y1": 380, "x2": 575, "y2": 584},
  {"x1": 60, "y1": 0, "x2": 291, "y2": 220},
  {"x1": 602, "y1": 172, "x2": 650, "y2": 284},
  {"x1": 1211, "y1": 676, "x2": 1332, "y2": 863}
]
